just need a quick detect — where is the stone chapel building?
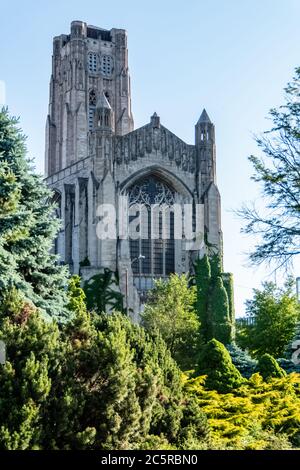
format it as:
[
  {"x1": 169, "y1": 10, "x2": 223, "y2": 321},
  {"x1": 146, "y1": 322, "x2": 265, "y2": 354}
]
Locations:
[{"x1": 45, "y1": 21, "x2": 222, "y2": 318}]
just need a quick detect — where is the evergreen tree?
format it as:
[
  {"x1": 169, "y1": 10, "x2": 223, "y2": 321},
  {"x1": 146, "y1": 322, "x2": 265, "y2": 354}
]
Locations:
[
  {"x1": 41, "y1": 278, "x2": 209, "y2": 449},
  {"x1": 47, "y1": 308, "x2": 210, "y2": 449},
  {"x1": 194, "y1": 254, "x2": 234, "y2": 344},
  {"x1": 0, "y1": 109, "x2": 68, "y2": 319},
  {"x1": 197, "y1": 339, "x2": 244, "y2": 393},
  {"x1": 256, "y1": 354, "x2": 286, "y2": 381},
  {"x1": 226, "y1": 343, "x2": 257, "y2": 378},
  {"x1": 209, "y1": 276, "x2": 232, "y2": 344},
  {"x1": 0, "y1": 289, "x2": 60, "y2": 449}
]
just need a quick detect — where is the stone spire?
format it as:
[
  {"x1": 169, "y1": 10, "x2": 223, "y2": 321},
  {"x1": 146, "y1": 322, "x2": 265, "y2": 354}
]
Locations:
[
  {"x1": 150, "y1": 112, "x2": 160, "y2": 128},
  {"x1": 197, "y1": 108, "x2": 211, "y2": 124},
  {"x1": 96, "y1": 93, "x2": 112, "y2": 110},
  {"x1": 195, "y1": 108, "x2": 215, "y2": 146},
  {"x1": 94, "y1": 93, "x2": 114, "y2": 130}
]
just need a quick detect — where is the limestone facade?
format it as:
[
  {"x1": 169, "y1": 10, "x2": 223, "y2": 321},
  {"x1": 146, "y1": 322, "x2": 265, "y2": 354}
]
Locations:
[{"x1": 45, "y1": 21, "x2": 222, "y2": 319}]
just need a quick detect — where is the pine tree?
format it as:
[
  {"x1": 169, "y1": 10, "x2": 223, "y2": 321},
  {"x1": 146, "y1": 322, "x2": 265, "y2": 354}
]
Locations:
[
  {"x1": 0, "y1": 289, "x2": 60, "y2": 449},
  {"x1": 46, "y1": 308, "x2": 210, "y2": 450},
  {"x1": 0, "y1": 109, "x2": 69, "y2": 319}
]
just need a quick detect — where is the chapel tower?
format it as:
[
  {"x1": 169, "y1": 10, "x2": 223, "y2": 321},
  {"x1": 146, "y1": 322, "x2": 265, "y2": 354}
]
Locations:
[{"x1": 45, "y1": 20, "x2": 133, "y2": 176}]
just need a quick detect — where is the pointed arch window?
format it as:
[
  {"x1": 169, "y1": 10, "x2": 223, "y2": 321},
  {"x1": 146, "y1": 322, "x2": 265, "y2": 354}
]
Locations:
[
  {"x1": 51, "y1": 191, "x2": 62, "y2": 256},
  {"x1": 127, "y1": 176, "x2": 176, "y2": 294}
]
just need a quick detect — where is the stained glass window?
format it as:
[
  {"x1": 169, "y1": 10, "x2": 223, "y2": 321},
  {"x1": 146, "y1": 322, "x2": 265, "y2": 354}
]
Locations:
[{"x1": 128, "y1": 176, "x2": 175, "y2": 282}]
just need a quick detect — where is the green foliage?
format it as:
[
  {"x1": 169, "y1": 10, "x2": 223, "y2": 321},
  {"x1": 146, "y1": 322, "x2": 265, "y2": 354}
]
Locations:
[
  {"x1": 48, "y1": 311, "x2": 210, "y2": 450},
  {"x1": 1, "y1": 108, "x2": 300, "y2": 450},
  {"x1": 237, "y1": 280, "x2": 300, "y2": 358},
  {"x1": 0, "y1": 108, "x2": 69, "y2": 319},
  {"x1": 0, "y1": 282, "x2": 299, "y2": 451},
  {"x1": 222, "y1": 273, "x2": 235, "y2": 325},
  {"x1": 197, "y1": 339, "x2": 244, "y2": 393},
  {"x1": 0, "y1": 289, "x2": 60, "y2": 449},
  {"x1": 84, "y1": 269, "x2": 124, "y2": 314},
  {"x1": 194, "y1": 255, "x2": 210, "y2": 339},
  {"x1": 209, "y1": 254, "x2": 223, "y2": 279},
  {"x1": 256, "y1": 354, "x2": 286, "y2": 381},
  {"x1": 184, "y1": 372, "x2": 300, "y2": 449},
  {"x1": 208, "y1": 276, "x2": 232, "y2": 344},
  {"x1": 67, "y1": 275, "x2": 87, "y2": 315},
  {"x1": 238, "y1": 67, "x2": 300, "y2": 268},
  {"x1": 194, "y1": 254, "x2": 234, "y2": 344},
  {"x1": 142, "y1": 274, "x2": 201, "y2": 370},
  {"x1": 0, "y1": 285, "x2": 210, "y2": 449},
  {"x1": 79, "y1": 256, "x2": 91, "y2": 268},
  {"x1": 226, "y1": 343, "x2": 257, "y2": 378}
]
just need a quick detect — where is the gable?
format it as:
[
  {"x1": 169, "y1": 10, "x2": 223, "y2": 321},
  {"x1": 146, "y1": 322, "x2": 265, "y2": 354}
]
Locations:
[{"x1": 114, "y1": 123, "x2": 196, "y2": 173}]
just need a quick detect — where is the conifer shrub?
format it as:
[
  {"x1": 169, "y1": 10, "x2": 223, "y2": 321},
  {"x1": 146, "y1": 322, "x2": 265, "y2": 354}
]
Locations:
[
  {"x1": 193, "y1": 254, "x2": 234, "y2": 344},
  {"x1": 197, "y1": 339, "x2": 244, "y2": 393},
  {"x1": 256, "y1": 354, "x2": 286, "y2": 381}
]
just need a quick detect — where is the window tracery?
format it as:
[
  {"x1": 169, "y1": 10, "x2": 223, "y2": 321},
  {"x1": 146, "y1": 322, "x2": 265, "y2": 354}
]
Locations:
[
  {"x1": 101, "y1": 55, "x2": 113, "y2": 76},
  {"x1": 127, "y1": 177, "x2": 175, "y2": 284},
  {"x1": 88, "y1": 52, "x2": 97, "y2": 73}
]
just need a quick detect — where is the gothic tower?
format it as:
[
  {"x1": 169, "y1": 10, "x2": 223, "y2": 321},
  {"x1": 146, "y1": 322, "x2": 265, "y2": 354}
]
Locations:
[
  {"x1": 45, "y1": 20, "x2": 133, "y2": 176},
  {"x1": 45, "y1": 21, "x2": 222, "y2": 319}
]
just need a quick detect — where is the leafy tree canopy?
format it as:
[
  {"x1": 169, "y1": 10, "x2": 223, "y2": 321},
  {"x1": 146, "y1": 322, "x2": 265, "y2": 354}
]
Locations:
[
  {"x1": 238, "y1": 67, "x2": 300, "y2": 268},
  {"x1": 142, "y1": 274, "x2": 201, "y2": 371},
  {"x1": 237, "y1": 280, "x2": 300, "y2": 358}
]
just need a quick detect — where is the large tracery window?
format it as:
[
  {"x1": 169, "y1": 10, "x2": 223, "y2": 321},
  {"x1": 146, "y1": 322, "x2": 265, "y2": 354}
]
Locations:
[{"x1": 128, "y1": 176, "x2": 176, "y2": 293}]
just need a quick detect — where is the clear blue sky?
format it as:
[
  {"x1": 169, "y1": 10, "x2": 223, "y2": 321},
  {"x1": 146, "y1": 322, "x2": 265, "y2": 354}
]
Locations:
[{"x1": 1, "y1": 0, "x2": 300, "y2": 316}]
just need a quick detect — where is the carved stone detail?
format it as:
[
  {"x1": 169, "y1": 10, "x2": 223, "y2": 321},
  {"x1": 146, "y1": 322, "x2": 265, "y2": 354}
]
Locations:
[{"x1": 113, "y1": 124, "x2": 196, "y2": 172}]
